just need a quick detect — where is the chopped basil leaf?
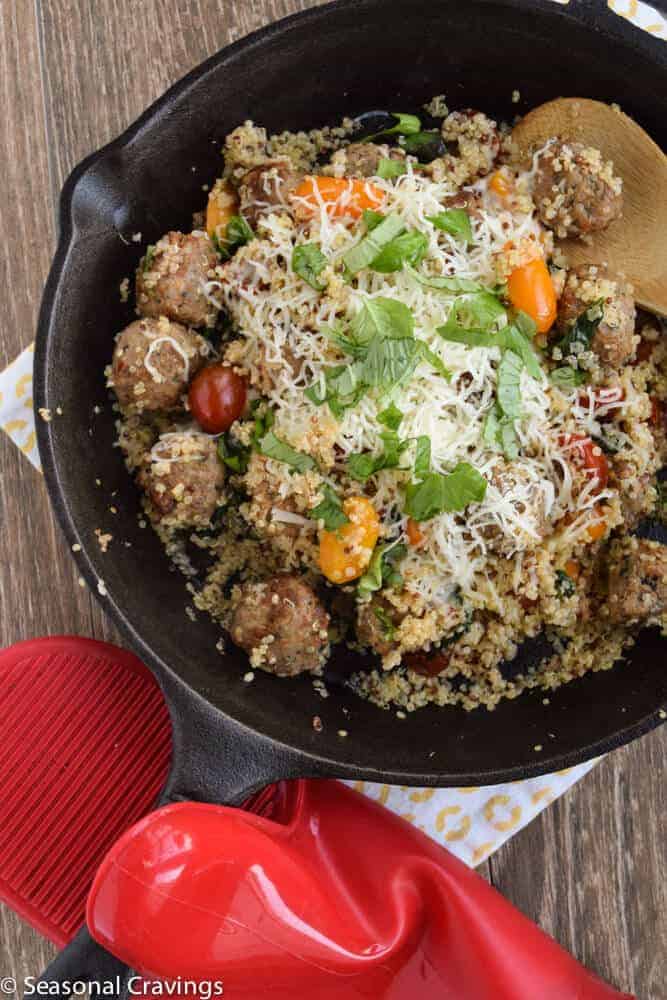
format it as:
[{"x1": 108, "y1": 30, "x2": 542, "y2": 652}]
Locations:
[
  {"x1": 357, "y1": 541, "x2": 407, "y2": 598},
  {"x1": 374, "y1": 604, "x2": 396, "y2": 640},
  {"x1": 406, "y1": 264, "x2": 483, "y2": 294},
  {"x1": 513, "y1": 310, "x2": 537, "y2": 340},
  {"x1": 369, "y1": 230, "x2": 428, "y2": 273},
  {"x1": 305, "y1": 364, "x2": 366, "y2": 417},
  {"x1": 350, "y1": 296, "x2": 415, "y2": 345},
  {"x1": 377, "y1": 158, "x2": 407, "y2": 180},
  {"x1": 414, "y1": 436, "x2": 431, "y2": 479},
  {"x1": 213, "y1": 215, "x2": 255, "y2": 260},
  {"x1": 555, "y1": 569, "x2": 576, "y2": 598},
  {"x1": 366, "y1": 112, "x2": 422, "y2": 141},
  {"x1": 483, "y1": 404, "x2": 519, "y2": 459},
  {"x1": 550, "y1": 366, "x2": 588, "y2": 389},
  {"x1": 427, "y1": 209, "x2": 473, "y2": 243},
  {"x1": 438, "y1": 325, "x2": 499, "y2": 348},
  {"x1": 497, "y1": 350, "x2": 524, "y2": 419},
  {"x1": 501, "y1": 322, "x2": 542, "y2": 381},
  {"x1": 347, "y1": 430, "x2": 409, "y2": 481},
  {"x1": 249, "y1": 400, "x2": 275, "y2": 446},
  {"x1": 455, "y1": 291, "x2": 506, "y2": 330},
  {"x1": 309, "y1": 484, "x2": 349, "y2": 530},
  {"x1": 378, "y1": 402, "x2": 404, "y2": 430},
  {"x1": 258, "y1": 431, "x2": 316, "y2": 472},
  {"x1": 216, "y1": 435, "x2": 249, "y2": 474},
  {"x1": 405, "y1": 463, "x2": 487, "y2": 521},
  {"x1": 363, "y1": 209, "x2": 385, "y2": 231},
  {"x1": 418, "y1": 342, "x2": 452, "y2": 380},
  {"x1": 556, "y1": 302, "x2": 603, "y2": 357},
  {"x1": 343, "y1": 213, "x2": 405, "y2": 274},
  {"x1": 292, "y1": 243, "x2": 327, "y2": 290},
  {"x1": 400, "y1": 130, "x2": 445, "y2": 162},
  {"x1": 363, "y1": 334, "x2": 420, "y2": 389}
]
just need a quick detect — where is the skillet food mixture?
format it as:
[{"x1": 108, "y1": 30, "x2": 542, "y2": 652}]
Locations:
[{"x1": 108, "y1": 102, "x2": 666, "y2": 712}]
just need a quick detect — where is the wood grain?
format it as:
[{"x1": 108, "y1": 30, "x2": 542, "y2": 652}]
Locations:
[{"x1": 0, "y1": 1, "x2": 664, "y2": 997}]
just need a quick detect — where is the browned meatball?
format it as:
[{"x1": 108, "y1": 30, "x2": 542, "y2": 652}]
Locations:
[
  {"x1": 138, "y1": 432, "x2": 224, "y2": 527},
  {"x1": 356, "y1": 598, "x2": 401, "y2": 657},
  {"x1": 558, "y1": 266, "x2": 636, "y2": 368},
  {"x1": 333, "y1": 142, "x2": 404, "y2": 178},
  {"x1": 481, "y1": 462, "x2": 550, "y2": 554},
  {"x1": 238, "y1": 160, "x2": 302, "y2": 229},
  {"x1": 136, "y1": 231, "x2": 219, "y2": 328},
  {"x1": 441, "y1": 109, "x2": 500, "y2": 180},
  {"x1": 111, "y1": 317, "x2": 208, "y2": 413},
  {"x1": 533, "y1": 141, "x2": 622, "y2": 239},
  {"x1": 229, "y1": 575, "x2": 330, "y2": 676},
  {"x1": 610, "y1": 461, "x2": 655, "y2": 529},
  {"x1": 606, "y1": 537, "x2": 667, "y2": 625}
]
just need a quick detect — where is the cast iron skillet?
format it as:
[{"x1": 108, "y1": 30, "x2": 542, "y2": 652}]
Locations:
[{"x1": 35, "y1": 0, "x2": 666, "y2": 984}]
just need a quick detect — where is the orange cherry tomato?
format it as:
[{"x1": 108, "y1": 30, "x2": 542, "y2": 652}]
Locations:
[
  {"x1": 188, "y1": 363, "x2": 247, "y2": 434},
  {"x1": 319, "y1": 496, "x2": 380, "y2": 584},
  {"x1": 507, "y1": 257, "x2": 557, "y2": 334},
  {"x1": 292, "y1": 176, "x2": 384, "y2": 221},
  {"x1": 563, "y1": 559, "x2": 580, "y2": 580},
  {"x1": 559, "y1": 433, "x2": 609, "y2": 492},
  {"x1": 586, "y1": 514, "x2": 607, "y2": 543},
  {"x1": 406, "y1": 518, "x2": 424, "y2": 546},
  {"x1": 206, "y1": 180, "x2": 238, "y2": 237}
]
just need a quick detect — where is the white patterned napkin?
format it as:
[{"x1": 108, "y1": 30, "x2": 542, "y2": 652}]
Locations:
[{"x1": 4, "y1": 0, "x2": 664, "y2": 864}]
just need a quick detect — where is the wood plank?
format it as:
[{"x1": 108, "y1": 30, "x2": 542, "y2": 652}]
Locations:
[{"x1": 489, "y1": 728, "x2": 666, "y2": 998}]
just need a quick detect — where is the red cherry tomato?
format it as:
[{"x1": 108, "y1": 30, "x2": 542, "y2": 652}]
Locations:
[
  {"x1": 188, "y1": 363, "x2": 247, "y2": 434},
  {"x1": 577, "y1": 386, "x2": 624, "y2": 416},
  {"x1": 405, "y1": 650, "x2": 451, "y2": 677},
  {"x1": 559, "y1": 433, "x2": 609, "y2": 491}
]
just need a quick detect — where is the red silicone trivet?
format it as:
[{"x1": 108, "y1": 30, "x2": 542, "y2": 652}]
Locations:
[{"x1": 0, "y1": 637, "x2": 172, "y2": 946}]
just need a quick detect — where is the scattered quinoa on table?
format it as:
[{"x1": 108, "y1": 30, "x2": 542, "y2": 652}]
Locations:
[{"x1": 106, "y1": 99, "x2": 666, "y2": 712}]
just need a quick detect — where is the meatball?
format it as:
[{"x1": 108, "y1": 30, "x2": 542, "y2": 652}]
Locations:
[
  {"x1": 477, "y1": 462, "x2": 551, "y2": 555},
  {"x1": 441, "y1": 109, "x2": 500, "y2": 181},
  {"x1": 558, "y1": 265, "x2": 636, "y2": 368},
  {"x1": 229, "y1": 575, "x2": 330, "y2": 676},
  {"x1": 136, "y1": 231, "x2": 219, "y2": 328},
  {"x1": 328, "y1": 142, "x2": 404, "y2": 178},
  {"x1": 238, "y1": 160, "x2": 302, "y2": 229},
  {"x1": 610, "y1": 461, "x2": 655, "y2": 529},
  {"x1": 137, "y1": 432, "x2": 224, "y2": 527},
  {"x1": 606, "y1": 537, "x2": 667, "y2": 625},
  {"x1": 356, "y1": 598, "x2": 400, "y2": 657},
  {"x1": 110, "y1": 317, "x2": 208, "y2": 413},
  {"x1": 532, "y1": 140, "x2": 622, "y2": 239}
]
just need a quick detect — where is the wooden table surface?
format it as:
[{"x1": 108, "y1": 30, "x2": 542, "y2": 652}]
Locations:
[{"x1": 0, "y1": 1, "x2": 664, "y2": 996}]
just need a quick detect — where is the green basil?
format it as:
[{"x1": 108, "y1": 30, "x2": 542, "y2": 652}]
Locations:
[
  {"x1": 400, "y1": 130, "x2": 444, "y2": 161},
  {"x1": 347, "y1": 430, "x2": 409, "y2": 482},
  {"x1": 350, "y1": 296, "x2": 415, "y2": 345},
  {"x1": 140, "y1": 245, "x2": 156, "y2": 272},
  {"x1": 216, "y1": 435, "x2": 249, "y2": 474},
  {"x1": 550, "y1": 366, "x2": 587, "y2": 390},
  {"x1": 482, "y1": 404, "x2": 519, "y2": 460},
  {"x1": 309, "y1": 484, "x2": 349, "y2": 530},
  {"x1": 427, "y1": 209, "x2": 473, "y2": 243},
  {"x1": 343, "y1": 214, "x2": 405, "y2": 274},
  {"x1": 377, "y1": 158, "x2": 407, "y2": 180},
  {"x1": 369, "y1": 230, "x2": 428, "y2": 273},
  {"x1": 413, "y1": 436, "x2": 431, "y2": 479},
  {"x1": 377, "y1": 403, "x2": 404, "y2": 430},
  {"x1": 555, "y1": 569, "x2": 576, "y2": 598},
  {"x1": 556, "y1": 302, "x2": 603, "y2": 357},
  {"x1": 405, "y1": 464, "x2": 487, "y2": 522},
  {"x1": 363, "y1": 209, "x2": 385, "y2": 231},
  {"x1": 357, "y1": 541, "x2": 407, "y2": 598},
  {"x1": 406, "y1": 264, "x2": 483, "y2": 294},
  {"x1": 418, "y1": 342, "x2": 452, "y2": 380},
  {"x1": 497, "y1": 350, "x2": 524, "y2": 419},
  {"x1": 213, "y1": 215, "x2": 255, "y2": 260},
  {"x1": 292, "y1": 243, "x2": 327, "y2": 290},
  {"x1": 258, "y1": 431, "x2": 316, "y2": 473},
  {"x1": 366, "y1": 112, "x2": 422, "y2": 141}
]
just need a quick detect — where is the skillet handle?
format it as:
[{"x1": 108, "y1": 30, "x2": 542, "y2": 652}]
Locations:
[{"x1": 37, "y1": 671, "x2": 313, "y2": 995}]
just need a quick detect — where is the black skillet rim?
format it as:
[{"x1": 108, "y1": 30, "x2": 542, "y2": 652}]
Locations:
[{"x1": 34, "y1": 0, "x2": 667, "y2": 788}]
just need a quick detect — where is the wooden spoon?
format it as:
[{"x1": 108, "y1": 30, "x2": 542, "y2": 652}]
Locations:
[{"x1": 510, "y1": 97, "x2": 667, "y2": 316}]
